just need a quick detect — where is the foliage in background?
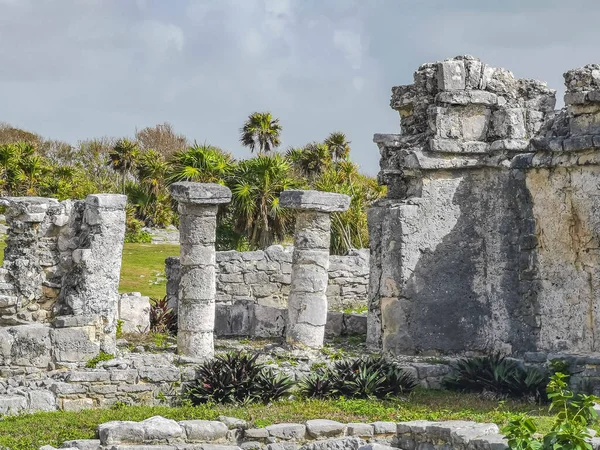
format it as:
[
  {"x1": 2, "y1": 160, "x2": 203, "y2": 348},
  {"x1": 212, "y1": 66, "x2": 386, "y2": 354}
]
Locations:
[
  {"x1": 299, "y1": 356, "x2": 417, "y2": 400},
  {"x1": 124, "y1": 206, "x2": 152, "y2": 243},
  {"x1": 186, "y1": 351, "x2": 293, "y2": 405},
  {"x1": 502, "y1": 373, "x2": 598, "y2": 450},
  {"x1": 443, "y1": 354, "x2": 549, "y2": 402},
  {"x1": 228, "y1": 154, "x2": 299, "y2": 249},
  {"x1": 0, "y1": 120, "x2": 383, "y2": 254}
]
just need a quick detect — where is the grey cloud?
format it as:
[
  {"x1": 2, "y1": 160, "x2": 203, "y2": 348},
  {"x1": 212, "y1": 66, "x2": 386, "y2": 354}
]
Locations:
[{"x1": 0, "y1": 0, "x2": 598, "y2": 175}]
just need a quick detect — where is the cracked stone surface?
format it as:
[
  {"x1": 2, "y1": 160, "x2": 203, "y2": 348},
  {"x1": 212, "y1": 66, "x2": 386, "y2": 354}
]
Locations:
[
  {"x1": 170, "y1": 182, "x2": 232, "y2": 359},
  {"x1": 370, "y1": 55, "x2": 600, "y2": 357}
]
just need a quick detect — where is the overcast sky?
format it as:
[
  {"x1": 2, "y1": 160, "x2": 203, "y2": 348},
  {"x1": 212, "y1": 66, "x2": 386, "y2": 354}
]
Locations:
[{"x1": 1, "y1": 0, "x2": 598, "y2": 175}]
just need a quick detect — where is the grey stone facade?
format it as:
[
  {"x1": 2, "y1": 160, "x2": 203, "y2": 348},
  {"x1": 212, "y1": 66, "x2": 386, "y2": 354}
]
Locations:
[
  {"x1": 370, "y1": 55, "x2": 600, "y2": 356},
  {"x1": 0, "y1": 194, "x2": 126, "y2": 362},
  {"x1": 165, "y1": 247, "x2": 369, "y2": 313}
]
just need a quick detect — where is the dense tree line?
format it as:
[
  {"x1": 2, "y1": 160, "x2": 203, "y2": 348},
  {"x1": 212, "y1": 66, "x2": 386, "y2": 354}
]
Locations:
[{"x1": 0, "y1": 114, "x2": 384, "y2": 254}]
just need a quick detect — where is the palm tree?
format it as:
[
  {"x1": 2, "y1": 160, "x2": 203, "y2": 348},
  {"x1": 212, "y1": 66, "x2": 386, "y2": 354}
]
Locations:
[
  {"x1": 0, "y1": 142, "x2": 38, "y2": 196},
  {"x1": 107, "y1": 139, "x2": 139, "y2": 194},
  {"x1": 136, "y1": 149, "x2": 169, "y2": 196},
  {"x1": 286, "y1": 142, "x2": 331, "y2": 180},
  {"x1": 228, "y1": 153, "x2": 298, "y2": 249},
  {"x1": 167, "y1": 143, "x2": 233, "y2": 184},
  {"x1": 239, "y1": 112, "x2": 282, "y2": 154},
  {"x1": 20, "y1": 154, "x2": 49, "y2": 195},
  {"x1": 324, "y1": 131, "x2": 351, "y2": 161}
]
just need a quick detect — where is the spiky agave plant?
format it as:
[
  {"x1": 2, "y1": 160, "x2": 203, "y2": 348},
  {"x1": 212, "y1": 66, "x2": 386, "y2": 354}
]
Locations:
[
  {"x1": 443, "y1": 353, "x2": 549, "y2": 401},
  {"x1": 298, "y1": 370, "x2": 337, "y2": 399},
  {"x1": 186, "y1": 351, "x2": 294, "y2": 405}
]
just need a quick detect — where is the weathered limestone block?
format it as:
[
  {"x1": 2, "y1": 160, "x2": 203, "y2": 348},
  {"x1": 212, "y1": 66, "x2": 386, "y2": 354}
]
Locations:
[
  {"x1": 346, "y1": 424, "x2": 374, "y2": 438},
  {"x1": 180, "y1": 420, "x2": 228, "y2": 441},
  {"x1": 266, "y1": 423, "x2": 307, "y2": 441},
  {"x1": 98, "y1": 420, "x2": 146, "y2": 445},
  {"x1": 142, "y1": 416, "x2": 184, "y2": 442},
  {"x1": 7, "y1": 324, "x2": 52, "y2": 367},
  {"x1": 306, "y1": 420, "x2": 346, "y2": 438},
  {"x1": 118, "y1": 292, "x2": 151, "y2": 333},
  {"x1": 170, "y1": 182, "x2": 231, "y2": 359},
  {"x1": 0, "y1": 395, "x2": 27, "y2": 415},
  {"x1": 51, "y1": 326, "x2": 101, "y2": 363},
  {"x1": 371, "y1": 56, "x2": 600, "y2": 357},
  {"x1": 59, "y1": 194, "x2": 127, "y2": 353},
  {"x1": 437, "y1": 59, "x2": 466, "y2": 91},
  {"x1": 281, "y1": 190, "x2": 350, "y2": 349}
]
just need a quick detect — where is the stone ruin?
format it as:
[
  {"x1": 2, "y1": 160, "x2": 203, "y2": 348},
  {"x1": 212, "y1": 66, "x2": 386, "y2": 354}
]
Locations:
[
  {"x1": 0, "y1": 194, "x2": 127, "y2": 369},
  {"x1": 370, "y1": 55, "x2": 600, "y2": 358},
  {"x1": 5, "y1": 55, "x2": 600, "y2": 418}
]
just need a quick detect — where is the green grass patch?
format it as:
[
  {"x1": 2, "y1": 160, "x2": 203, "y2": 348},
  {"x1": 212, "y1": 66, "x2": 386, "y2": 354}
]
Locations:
[
  {"x1": 119, "y1": 243, "x2": 179, "y2": 298},
  {"x1": 0, "y1": 390, "x2": 556, "y2": 449}
]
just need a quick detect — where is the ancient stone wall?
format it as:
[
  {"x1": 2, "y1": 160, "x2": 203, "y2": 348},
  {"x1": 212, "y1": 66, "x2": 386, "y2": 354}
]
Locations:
[
  {"x1": 371, "y1": 56, "x2": 600, "y2": 356},
  {"x1": 0, "y1": 194, "x2": 127, "y2": 365},
  {"x1": 166, "y1": 246, "x2": 369, "y2": 312}
]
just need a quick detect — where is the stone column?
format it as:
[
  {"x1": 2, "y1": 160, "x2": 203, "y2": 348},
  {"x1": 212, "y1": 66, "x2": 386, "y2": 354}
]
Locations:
[
  {"x1": 280, "y1": 190, "x2": 350, "y2": 349},
  {"x1": 170, "y1": 182, "x2": 231, "y2": 359}
]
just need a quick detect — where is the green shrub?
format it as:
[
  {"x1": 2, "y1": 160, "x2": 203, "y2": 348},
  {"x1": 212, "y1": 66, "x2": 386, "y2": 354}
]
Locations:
[
  {"x1": 186, "y1": 351, "x2": 294, "y2": 405},
  {"x1": 86, "y1": 351, "x2": 115, "y2": 368},
  {"x1": 125, "y1": 229, "x2": 152, "y2": 243},
  {"x1": 125, "y1": 207, "x2": 153, "y2": 243},
  {"x1": 443, "y1": 353, "x2": 548, "y2": 401},
  {"x1": 299, "y1": 356, "x2": 417, "y2": 400},
  {"x1": 503, "y1": 372, "x2": 598, "y2": 449}
]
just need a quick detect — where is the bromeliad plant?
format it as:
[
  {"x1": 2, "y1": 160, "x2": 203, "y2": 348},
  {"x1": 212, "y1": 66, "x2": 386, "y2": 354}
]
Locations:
[
  {"x1": 149, "y1": 296, "x2": 177, "y2": 334},
  {"x1": 186, "y1": 351, "x2": 294, "y2": 405},
  {"x1": 299, "y1": 355, "x2": 418, "y2": 400},
  {"x1": 502, "y1": 373, "x2": 599, "y2": 450},
  {"x1": 443, "y1": 353, "x2": 548, "y2": 401}
]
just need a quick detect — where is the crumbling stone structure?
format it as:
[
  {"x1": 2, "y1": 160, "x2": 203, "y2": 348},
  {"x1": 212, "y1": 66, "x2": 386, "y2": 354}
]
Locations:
[
  {"x1": 280, "y1": 190, "x2": 351, "y2": 349},
  {"x1": 170, "y1": 182, "x2": 232, "y2": 359},
  {"x1": 370, "y1": 56, "x2": 600, "y2": 357},
  {"x1": 0, "y1": 194, "x2": 126, "y2": 367}
]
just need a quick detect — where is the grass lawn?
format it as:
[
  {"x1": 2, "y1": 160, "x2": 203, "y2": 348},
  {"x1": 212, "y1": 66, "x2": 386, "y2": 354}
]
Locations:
[
  {"x1": 119, "y1": 243, "x2": 180, "y2": 299},
  {"x1": 0, "y1": 390, "x2": 556, "y2": 450}
]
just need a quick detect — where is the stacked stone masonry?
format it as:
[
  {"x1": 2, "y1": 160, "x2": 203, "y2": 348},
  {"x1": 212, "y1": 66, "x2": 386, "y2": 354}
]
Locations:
[
  {"x1": 52, "y1": 416, "x2": 600, "y2": 450},
  {"x1": 281, "y1": 189, "x2": 351, "y2": 349},
  {"x1": 0, "y1": 194, "x2": 127, "y2": 367},
  {"x1": 166, "y1": 247, "x2": 369, "y2": 319},
  {"x1": 169, "y1": 182, "x2": 232, "y2": 359},
  {"x1": 370, "y1": 56, "x2": 600, "y2": 357},
  {"x1": 0, "y1": 352, "x2": 449, "y2": 416}
]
